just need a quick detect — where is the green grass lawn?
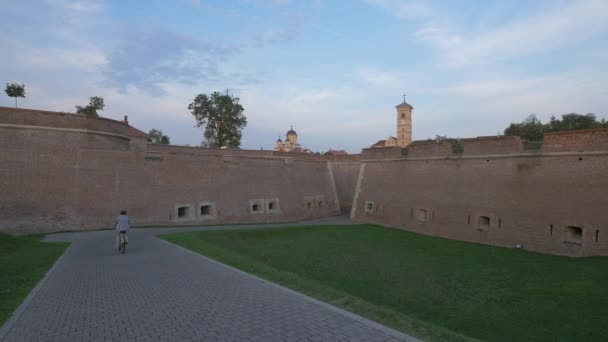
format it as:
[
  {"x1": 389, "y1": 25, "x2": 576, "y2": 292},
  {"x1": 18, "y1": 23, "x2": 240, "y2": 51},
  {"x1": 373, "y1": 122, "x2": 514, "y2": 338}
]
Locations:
[
  {"x1": 161, "y1": 225, "x2": 608, "y2": 342},
  {"x1": 0, "y1": 233, "x2": 69, "y2": 326}
]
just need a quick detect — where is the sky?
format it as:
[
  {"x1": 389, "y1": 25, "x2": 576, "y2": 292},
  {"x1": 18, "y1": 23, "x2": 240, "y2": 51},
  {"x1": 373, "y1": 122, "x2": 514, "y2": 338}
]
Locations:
[{"x1": 1, "y1": 0, "x2": 607, "y2": 153}]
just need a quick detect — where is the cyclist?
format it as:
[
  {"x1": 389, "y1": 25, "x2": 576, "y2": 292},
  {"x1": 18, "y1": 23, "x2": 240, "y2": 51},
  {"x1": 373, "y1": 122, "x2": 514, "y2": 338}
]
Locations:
[{"x1": 114, "y1": 210, "x2": 130, "y2": 251}]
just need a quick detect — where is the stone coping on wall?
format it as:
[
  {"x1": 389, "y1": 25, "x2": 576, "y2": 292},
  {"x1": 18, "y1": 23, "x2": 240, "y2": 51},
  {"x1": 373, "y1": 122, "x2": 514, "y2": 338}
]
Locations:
[
  {"x1": 146, "y1": 143, "x2": 361, "y2": 163},
  {"x1": 0, "y1": 106, "x2": 129, "y2": 136},
  {"x1": 460, "y1": 135, "x2": 524, "y2": 155},
  {"x1": 360, "y1": 149, "x2": 608, "y2": 163},
  {"x1": 145, "y1": 144, "x2": 330, "y2": 163},
  {"x1": 0, "y1": 123, "x2": 131, "y2": 141}
]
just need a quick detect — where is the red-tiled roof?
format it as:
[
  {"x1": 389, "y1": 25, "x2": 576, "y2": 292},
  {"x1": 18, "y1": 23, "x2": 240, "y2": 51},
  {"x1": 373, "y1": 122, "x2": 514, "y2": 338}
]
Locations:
[
  {"x1": 326, "y1": 149, "x2": 348, "y2": 155},
  {"x1": 127, "y1": 125, "x2": 148, "y2": 138}
]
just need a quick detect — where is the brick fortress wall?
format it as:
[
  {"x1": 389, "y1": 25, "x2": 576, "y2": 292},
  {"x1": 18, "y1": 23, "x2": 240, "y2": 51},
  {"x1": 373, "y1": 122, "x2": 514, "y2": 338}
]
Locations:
[
  {"x1": 3, "y1": 106, "x2": 608, "y2": 257},
  {"x1": 0, "y1": 107, "x2": 340, "y2": 233},
  {"x1": 352, "y1": 134, "x2": 608, "y2": 257}
]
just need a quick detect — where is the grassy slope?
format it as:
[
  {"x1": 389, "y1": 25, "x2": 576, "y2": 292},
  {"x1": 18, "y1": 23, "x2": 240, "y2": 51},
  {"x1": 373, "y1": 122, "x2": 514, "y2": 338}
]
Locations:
[
  {"x1": 0, "y1": 233, "x2": 69, "y2": 326},
  {"x1": 161, "y1": 225, "x2": 608, "y2": 342}
]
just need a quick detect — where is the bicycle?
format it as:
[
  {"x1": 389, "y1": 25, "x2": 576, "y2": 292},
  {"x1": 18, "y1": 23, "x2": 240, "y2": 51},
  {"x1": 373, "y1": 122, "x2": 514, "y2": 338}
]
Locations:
[{"x1": 118, "y1": 231, "x2": 127, "y2": 254}]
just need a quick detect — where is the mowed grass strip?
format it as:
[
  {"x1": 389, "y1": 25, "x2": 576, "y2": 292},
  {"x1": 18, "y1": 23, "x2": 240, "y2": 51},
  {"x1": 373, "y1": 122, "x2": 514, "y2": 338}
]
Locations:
[
  {"x1": 0, "y1": 233, "x2": 69, "y2": 325},
  {"x1": 161, "y1": 225, "x2": 608, "y2": 342}
]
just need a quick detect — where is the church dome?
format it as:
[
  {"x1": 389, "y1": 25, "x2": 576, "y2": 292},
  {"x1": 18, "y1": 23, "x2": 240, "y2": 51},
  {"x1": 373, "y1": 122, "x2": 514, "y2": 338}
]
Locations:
[
  {"x1": 286, "y1": 126, "x2": 297, "y2": 137},
  {"x1": 276, "y1": 136, "x2": 283, "y2": 143}
]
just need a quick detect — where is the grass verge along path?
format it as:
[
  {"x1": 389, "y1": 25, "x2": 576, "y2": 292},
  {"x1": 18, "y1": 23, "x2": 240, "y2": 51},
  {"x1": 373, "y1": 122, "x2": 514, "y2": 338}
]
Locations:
[
  {"x1": 161, "y1": 225, "x2": 608, "y2": 342},
  {"x1": 0, "y1": 233, "x2": 69, "y2": 326}
]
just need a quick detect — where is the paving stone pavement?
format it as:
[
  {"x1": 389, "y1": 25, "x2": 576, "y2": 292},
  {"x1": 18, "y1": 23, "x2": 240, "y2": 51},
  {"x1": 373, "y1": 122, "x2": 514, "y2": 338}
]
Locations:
[{"x1": 1, "y1": 217, "x2": 421, "y2": 342}]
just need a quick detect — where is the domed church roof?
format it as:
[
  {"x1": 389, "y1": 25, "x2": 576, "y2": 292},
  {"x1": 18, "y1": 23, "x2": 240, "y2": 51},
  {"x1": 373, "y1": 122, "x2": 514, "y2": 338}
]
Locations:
[
  {"x1": 286, "y1": 125, "x2": 297, "y2": 136},
  {"x1": 276, "y1": 136, "x2": 283, "y2": 143}
]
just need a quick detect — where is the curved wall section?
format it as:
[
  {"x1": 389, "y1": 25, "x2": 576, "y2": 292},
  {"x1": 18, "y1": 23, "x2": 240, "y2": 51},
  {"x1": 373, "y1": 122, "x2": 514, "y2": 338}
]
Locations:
[{"x1": 0, "y1": 108, "x2": 340, "y2": 233}]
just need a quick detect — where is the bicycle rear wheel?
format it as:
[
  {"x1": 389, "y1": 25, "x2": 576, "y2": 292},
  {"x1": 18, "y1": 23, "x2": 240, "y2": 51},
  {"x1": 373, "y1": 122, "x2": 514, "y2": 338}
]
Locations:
[{"x1": 120, "y1": 233, "x2": 126, "y2": 254}]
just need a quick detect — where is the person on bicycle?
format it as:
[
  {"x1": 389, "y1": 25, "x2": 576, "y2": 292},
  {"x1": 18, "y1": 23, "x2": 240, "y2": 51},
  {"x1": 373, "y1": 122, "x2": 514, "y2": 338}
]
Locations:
[{"x1": 114, "y1": 210, "x2": 130, "y2": 250}]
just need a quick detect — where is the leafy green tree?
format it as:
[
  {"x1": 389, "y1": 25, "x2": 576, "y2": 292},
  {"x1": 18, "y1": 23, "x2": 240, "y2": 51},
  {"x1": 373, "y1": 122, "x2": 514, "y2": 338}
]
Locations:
[
  {"x1": 188, "y1": 91, "x2": 247, "y2": 148},
  {"x1": 76, "y1": 96, "x2": 105, "y2": 117},
  {"x1": 504, "y1": 114, "x2": 544, "y2": 141},
  {"x1": 147, "y1": 128, "x2": 171, "y2": 144},
  {"x1": 5, "y1": 83, "x2": 25, "y2": 108},
  {"x1": 544, "y1": 113, "x2": 601, "y2": 132}
]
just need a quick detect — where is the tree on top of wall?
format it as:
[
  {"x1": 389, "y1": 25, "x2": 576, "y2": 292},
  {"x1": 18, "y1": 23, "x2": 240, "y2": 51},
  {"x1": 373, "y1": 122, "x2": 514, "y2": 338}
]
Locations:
[
  {"x1": 544, "y1": 113, "x2": 604, "y2": 132},
  {"x1": 5, "y1": 83, "x2": 25, "y2": 108},
  {"x1": 147, "y1": 129, "x2": 171, "y2": 144},
  {"x1": 76, "y1": 96, "x2": 105, "y2": 117},
  {"x1": 504, "y1": 113, "x2": 608, "y2": 142},
  {"x1": 504, "y1": 114, "x2": 544, "y2": 141},
  {"x1": 188, "y1": 90, "x2": 247, "y2": 149}
]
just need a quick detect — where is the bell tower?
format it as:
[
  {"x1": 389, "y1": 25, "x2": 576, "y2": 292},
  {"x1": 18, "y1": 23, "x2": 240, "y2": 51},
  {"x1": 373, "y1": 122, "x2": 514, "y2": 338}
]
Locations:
[{"x1": 396, "y1": 94, "x2": 413, "y2": 146}]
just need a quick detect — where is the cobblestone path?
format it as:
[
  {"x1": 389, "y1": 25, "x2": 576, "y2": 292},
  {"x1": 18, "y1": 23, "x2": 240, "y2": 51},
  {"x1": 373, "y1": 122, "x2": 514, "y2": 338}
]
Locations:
[{"x1": 1, "y1": 218, "x2": 420, "y2": 341}]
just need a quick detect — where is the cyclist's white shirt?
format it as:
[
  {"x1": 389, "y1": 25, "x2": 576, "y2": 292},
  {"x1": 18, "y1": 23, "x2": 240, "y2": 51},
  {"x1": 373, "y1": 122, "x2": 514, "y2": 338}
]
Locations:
[{"x1": 115, "y1": 215, "x2": 130, "y2": 231}]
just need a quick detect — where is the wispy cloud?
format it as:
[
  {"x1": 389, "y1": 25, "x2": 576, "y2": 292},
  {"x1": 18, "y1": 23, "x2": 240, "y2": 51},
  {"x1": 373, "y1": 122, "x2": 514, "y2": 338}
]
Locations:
[
  {"x1": 102, "y1": 27, "x2": 238, "y2": 96},
  {"x1": 45, "y1": 0, "x2": 103, "y2": 13},
  {"x1": 365, "y1": 0, "x2": 436, "y2": 20},
  {"x1": 357, "y1": 66, "x2": 400, "y2": 88},
  {"x1": 252, "y1": 11, "x2": 307, "y2": 47},
  {"x1": 419, "y1": 0, "x2": 608, "y2": 67}
]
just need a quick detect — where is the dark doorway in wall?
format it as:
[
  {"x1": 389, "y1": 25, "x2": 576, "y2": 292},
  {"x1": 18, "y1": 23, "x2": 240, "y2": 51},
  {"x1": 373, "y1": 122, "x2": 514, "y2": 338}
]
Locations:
[
  {"x1": 565, "y1": 226, "x2": 583, "y2": 243},
  {"x1": 178, "y1": 206, "x2": 189, "y2": 218},
  {"x1": 252, "y1": 204, "x2": 261, "y2": 212},
  {"x1": 478, "y1": 216, "x2": 490, "y2": 231},
  {"x1": 595, "y1": 230, "x2": 599, "y2": 242},
  {"x1": 200, "y1": 205, "x2": 211, "y2": 216}
]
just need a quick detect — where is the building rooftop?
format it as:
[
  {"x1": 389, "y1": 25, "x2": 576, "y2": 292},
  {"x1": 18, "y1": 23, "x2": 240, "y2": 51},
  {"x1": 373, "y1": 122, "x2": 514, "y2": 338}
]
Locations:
[{"x1": 395, "y1": 100, "x2": 413, "y2": 109}]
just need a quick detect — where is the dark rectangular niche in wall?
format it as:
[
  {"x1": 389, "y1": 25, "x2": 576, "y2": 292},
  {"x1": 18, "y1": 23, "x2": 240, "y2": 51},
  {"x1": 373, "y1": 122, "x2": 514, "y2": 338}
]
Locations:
[
  {"x1": 266, "y1": 198, "x2": 280, "y2": 213},
  {"x1": 596, "y1": 230, "x2": 599, "y2": 242},
  {"x1": 200, "y1": 205, "x2": 211, "y2": 216},
  {"x1": 145, "y1": 151, "x2": 164, "y2": 161},
  {"x1": 478, "y1": 216, "x2": 490, "y2": 232},
  {"x1": 416, "y1": 209, "x2": 428, "y2": 222},
  {"x1": 304, "y1": 196, "x2": 314, "y2": 210},
  {"x1": 565, "y1": 226, "x2": 583, "y2": 244},
  {"x1": 178, "y1": 206, "x2": 189, "y2": 218},
  {"x1": 252, "y1": 204, "x2": 261, "y2": 212}
]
